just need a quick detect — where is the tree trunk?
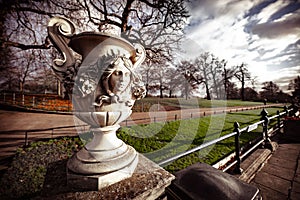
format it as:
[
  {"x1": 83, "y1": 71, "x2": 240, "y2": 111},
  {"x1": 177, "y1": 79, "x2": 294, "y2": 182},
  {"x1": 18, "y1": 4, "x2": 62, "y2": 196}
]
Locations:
[
  {"x1": 205, "y1": 83, "x2": 211, "y2": 100},
  {"x1": 224, "y1": 81, "x2": 228, "y2": 99},
  {"x1": 160, "y1": 84, "x2": 163, "y2": 98},
  {"x1": 241, "y1": 76, "x2": 245, "y2": 101},
  {"x1": 184, "y1": 79, "x2": 189, "y2": 100},
  {"x1": 19, "y1": 81, "x2": 24, "y2": 93},
  {"x1": 145, "y1": 83, "x2": 149, "y2": 97}
]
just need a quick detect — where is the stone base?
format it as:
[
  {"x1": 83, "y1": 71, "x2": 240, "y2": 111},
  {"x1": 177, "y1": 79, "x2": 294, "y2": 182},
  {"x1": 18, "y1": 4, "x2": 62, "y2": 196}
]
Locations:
[
  {"x1": 61, "y1": 153, "x2": 175, "y2": 200},
  {"x1": 67, "y1": 154, "x2": 139, "y2": 190},
  {"x1": 67, "y1": 144, "x2": 137, "y2": 174}
]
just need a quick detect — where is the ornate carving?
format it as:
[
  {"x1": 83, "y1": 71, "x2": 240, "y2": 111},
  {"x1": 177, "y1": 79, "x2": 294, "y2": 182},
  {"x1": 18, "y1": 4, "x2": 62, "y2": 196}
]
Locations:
[
  {"x1": 48, "y1": 16, "x2": 81, "y2": 97},
  {"x1": 73, "y1": 51, "x2": 146, "y2": 113}
]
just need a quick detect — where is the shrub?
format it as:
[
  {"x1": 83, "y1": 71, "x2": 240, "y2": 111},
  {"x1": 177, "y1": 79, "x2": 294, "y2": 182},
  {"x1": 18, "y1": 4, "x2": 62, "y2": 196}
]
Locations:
[{"x1": 0, "y1": 137, "x2": 83, "y2": 199}]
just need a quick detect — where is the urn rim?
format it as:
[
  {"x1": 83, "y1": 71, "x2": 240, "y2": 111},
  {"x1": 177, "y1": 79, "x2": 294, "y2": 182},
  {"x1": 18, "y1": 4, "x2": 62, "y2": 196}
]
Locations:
[{"x1": 68, "y1": 32, "x2": 136, "y2": 61}]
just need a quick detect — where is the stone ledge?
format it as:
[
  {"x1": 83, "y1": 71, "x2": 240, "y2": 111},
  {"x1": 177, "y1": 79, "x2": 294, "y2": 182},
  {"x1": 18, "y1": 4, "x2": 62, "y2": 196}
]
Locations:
[{"x1": 40, "y1": 153, "x2": 175, "y2": 200}]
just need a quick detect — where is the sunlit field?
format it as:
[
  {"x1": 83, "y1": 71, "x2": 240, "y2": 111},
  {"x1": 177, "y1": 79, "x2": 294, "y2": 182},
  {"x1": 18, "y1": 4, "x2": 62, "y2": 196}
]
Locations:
[{"x1": 118, "y1": 107, "x2": 283, "y2": 172}]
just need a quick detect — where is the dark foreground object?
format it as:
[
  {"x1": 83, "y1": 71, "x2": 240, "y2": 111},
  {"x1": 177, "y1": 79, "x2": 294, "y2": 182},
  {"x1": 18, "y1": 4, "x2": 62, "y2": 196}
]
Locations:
[{"x1": 166, "y1": 163, "x2": 260, "y2": 200}]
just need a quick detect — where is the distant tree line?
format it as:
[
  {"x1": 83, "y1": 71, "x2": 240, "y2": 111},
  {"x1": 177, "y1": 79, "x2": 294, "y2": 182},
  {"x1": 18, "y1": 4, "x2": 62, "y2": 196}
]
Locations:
[{"x1": 139, "y1": 51, "x2": 299, "y2": 103}]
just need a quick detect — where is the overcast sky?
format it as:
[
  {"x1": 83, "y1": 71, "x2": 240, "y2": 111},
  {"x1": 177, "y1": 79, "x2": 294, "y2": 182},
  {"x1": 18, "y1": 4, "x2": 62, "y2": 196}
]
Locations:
[{"x1": 180, "y1": 0, "x2": 300, "y2": 93}]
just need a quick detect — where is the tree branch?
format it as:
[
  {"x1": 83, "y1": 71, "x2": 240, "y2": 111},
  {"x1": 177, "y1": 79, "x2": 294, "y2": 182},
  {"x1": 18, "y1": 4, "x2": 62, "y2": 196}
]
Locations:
[{"x1": 2, "y1": 39, "x2": 52, "y2": 50}]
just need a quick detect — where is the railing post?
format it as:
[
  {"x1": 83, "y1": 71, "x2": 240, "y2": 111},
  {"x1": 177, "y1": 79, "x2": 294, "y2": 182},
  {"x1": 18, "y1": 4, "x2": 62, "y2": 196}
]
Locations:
[
  {"x1": 25, "y1": 131, "x2": 28, "y2": 147},
  {"x1": 22, "y1": 94, "x2": 25, "y2": 106},
  {"x1": 261, "y1": 108, "x2": 273, "y2": 151},
  {"x1": 13, "y1": 93, "x2": 15, "y2": 104},
  {"x1": 32, "y1": 96, "x2": 35, "y2": 107},
  {"x1": 277, "y1": 110, "x2": 281, "y2": 133},
  {"x1": 233, "y1": 121, "x2": 243, "y2": 174},
  {"x1": 284, "y1": 105, "x2": 288, "y2": 117}
]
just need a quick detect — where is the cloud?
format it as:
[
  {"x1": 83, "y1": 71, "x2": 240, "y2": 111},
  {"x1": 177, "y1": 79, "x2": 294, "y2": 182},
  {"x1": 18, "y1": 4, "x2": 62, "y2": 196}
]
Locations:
[
  {"x1": 272, "y1": 66, "x2": 300, "y2": 92},
  {"x1": 254, "y1": 0, "x2": 290, "y2": 23},
  {"x1": 252, "y1": 13, "x2": 300, "y2": 39},
  {"x1": 183, "y1": 0, "x2": 300, "y2": 93}
]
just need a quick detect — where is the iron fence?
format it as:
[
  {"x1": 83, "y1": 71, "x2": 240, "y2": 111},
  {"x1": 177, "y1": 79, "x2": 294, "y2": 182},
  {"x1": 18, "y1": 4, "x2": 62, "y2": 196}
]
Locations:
[
  {"x1": 157, "y1": 106, "x2": 293, "y2": 174},
  {"x1": 0, "y1": 124, "x2": 89, "y2": 148}
]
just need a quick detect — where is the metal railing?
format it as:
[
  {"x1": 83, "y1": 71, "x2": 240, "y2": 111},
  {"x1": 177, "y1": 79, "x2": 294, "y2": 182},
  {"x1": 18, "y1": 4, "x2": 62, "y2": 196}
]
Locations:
[
  {"x1": 121, "y1": 104, "x2": 282, "y2": 126},
  {"x1": 0, "y1": 124, "x2": 89, "y2": 148},
  {"x1": 157, "y1": 106, "x2": 293, "y2": 174}
]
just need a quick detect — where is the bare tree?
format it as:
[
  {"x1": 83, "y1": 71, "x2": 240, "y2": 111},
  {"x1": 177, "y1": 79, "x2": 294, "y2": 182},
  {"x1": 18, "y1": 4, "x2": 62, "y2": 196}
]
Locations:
[
  {"x1": 1, "y1": 0, "x2": 189, "y2": 56},
  {"x1": 243, "y1": 87, "x2": 258, "y2": 101},
  {"x1": 259, "y1": 81, "x2": 280, "y2": 102},
  {"x1": 9, "y1": 50, "x2": 39, "y2": 93},
  {"x1": 209, "y1": 57, "x2": 225, "y2": 99},
  {"x1": 176, "y1": 53, "x2": 227, "y2": 100},
  {"x1": 176, "y1": 60, "x2": 199, "y2": 99},
  {"x1": 234, "y1": 63, "x2": 251, "y2": 101},
  {"x1": 166, "y1": 67, "x2": 182, "y2": 98},
  {"x1": 288, "y1": 76, "x2": 300, "y2": 101},
  {"x1": 147, "y1": 59, "x2": 183, "y2": 98},
  {"x1": 1, "y1": 0, "x2": 190, "y2": 93},
  {"x1": 0, "y1": 48, "x2": 19, "y2": 91},
  {"x1": 151, "y1": 62, "x2": 168, "y2": 98},
  {"x1": 192, "y1": 52, "x2": 214, "y2": 100},
  {"x1": 222, "y1": 63, "x2": 236, "y2": 99},
  {"x1": 139, "y1": 60, "x2": 154, "y2": 97},
  {"x1": 35, "y1": 64, "x2": 58, "y2": 94},
  {"x1": 226, "y1": 82, "x2": 239, "y2": 99}
]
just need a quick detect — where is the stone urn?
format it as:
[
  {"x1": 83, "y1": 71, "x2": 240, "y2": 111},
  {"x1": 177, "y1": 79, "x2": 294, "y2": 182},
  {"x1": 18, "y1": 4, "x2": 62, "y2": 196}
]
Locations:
[{"x1": 48, "y1": 16, "x2": 146, "y2": 188}]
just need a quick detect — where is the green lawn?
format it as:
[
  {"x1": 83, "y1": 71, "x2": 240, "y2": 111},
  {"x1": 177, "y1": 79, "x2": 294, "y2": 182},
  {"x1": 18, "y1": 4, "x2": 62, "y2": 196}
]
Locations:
[
  {"x1": 118, "y1": 106, "x2": 284, "y2": 172},
  {"x1": 132, "y1": 97, "x2": 266, "y2": 112}
]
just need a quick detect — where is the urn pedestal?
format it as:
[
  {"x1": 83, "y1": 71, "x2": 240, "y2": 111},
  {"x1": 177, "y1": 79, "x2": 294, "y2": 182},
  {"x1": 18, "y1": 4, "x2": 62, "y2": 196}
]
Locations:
[
  {"x1": 66, "y1": 124, "x2": 139, "y2": 190},
  {"x1": 47, "y1": 16, "x2": 147, "y2": 190}
]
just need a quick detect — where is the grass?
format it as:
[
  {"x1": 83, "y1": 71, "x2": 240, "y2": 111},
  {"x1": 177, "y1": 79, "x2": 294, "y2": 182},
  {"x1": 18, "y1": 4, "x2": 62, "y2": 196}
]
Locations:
[
  {"x1": 132, "y1": 97, "x2": 265, "y2": 111},
  {"x1": 118, "y1": 107, "x2": 284, "y2": 172}
]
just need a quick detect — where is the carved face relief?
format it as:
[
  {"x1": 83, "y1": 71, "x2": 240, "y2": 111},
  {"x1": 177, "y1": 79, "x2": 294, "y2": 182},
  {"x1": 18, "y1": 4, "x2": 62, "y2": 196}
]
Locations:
[{"x1": 109, "y1": 58, "x2": 131, "y2": 95}]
